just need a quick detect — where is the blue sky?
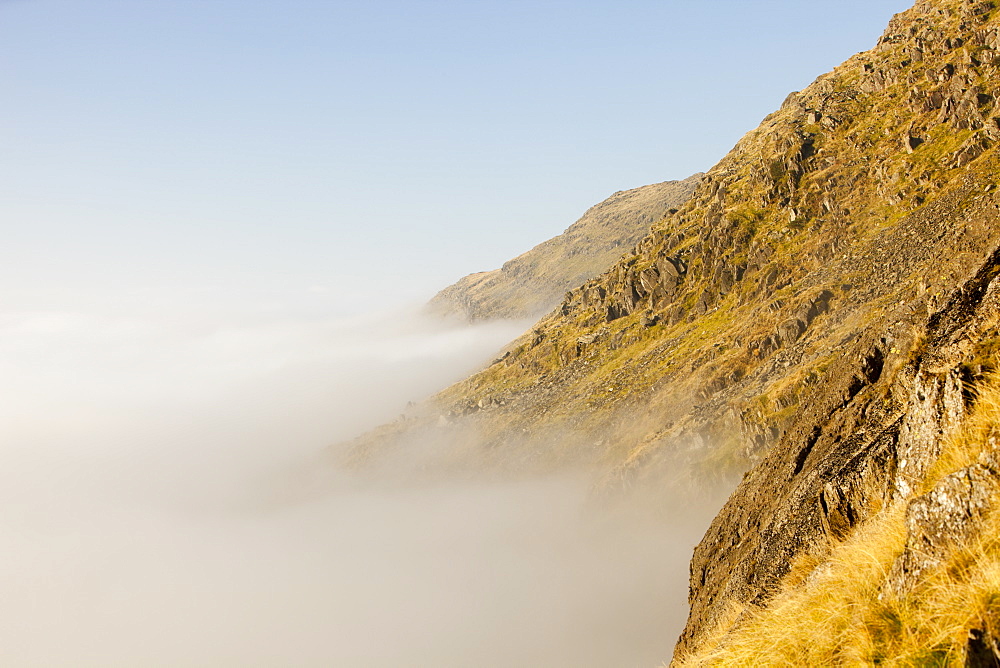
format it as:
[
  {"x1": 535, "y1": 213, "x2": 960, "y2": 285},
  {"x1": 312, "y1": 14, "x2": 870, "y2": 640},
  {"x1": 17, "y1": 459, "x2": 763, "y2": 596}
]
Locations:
[{"x1": 1, "y1": 0, "x2": 911, "y2": 314}]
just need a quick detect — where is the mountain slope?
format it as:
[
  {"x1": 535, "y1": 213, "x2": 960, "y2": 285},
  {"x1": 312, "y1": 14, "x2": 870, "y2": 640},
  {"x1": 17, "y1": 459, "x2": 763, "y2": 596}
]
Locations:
[
  {"x1": 350, "y1": 0, "x2": 1000, "y2": 481},
  {"x1": 428, "y1": 175, "x2": 701, "y2": 321},
  {"x1": 344, "y1": 0, "x2": 1000, "y2": 662}
]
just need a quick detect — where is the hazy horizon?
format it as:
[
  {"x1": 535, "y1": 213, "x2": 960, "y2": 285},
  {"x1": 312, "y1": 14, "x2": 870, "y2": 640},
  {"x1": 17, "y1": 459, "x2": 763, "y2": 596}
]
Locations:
[
  {"x1": 1, "y1": 0, "x2": 915, "y2": 664},
  {"x1": 0, "y1": 294, "x2": 728, "y2": 666}
]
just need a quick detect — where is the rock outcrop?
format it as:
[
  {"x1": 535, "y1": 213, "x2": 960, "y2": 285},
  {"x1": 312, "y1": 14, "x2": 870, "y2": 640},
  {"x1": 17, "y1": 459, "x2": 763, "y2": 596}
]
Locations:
[
  {"x1": 428, "y1": 175, "x2": 701, "y2": 321},
  {"x1": 887, "y1": 446, "x2": 1000, "y2": 598}
]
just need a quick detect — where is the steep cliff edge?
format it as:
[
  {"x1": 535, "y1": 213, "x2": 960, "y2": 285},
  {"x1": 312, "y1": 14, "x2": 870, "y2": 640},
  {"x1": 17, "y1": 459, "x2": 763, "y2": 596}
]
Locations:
[
  {"x1": 428, "y1": 175, "x2": 701, "y2": 322},
  {"x1": 678, "y1": 243, "x2": 1000, "y2": 663},
  {"x1": 345, "y1": 0, "x2": 1000, "y2": 661}
]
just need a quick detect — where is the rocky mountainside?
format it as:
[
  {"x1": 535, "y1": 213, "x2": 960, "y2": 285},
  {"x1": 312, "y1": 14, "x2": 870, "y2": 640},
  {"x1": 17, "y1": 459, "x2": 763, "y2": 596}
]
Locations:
[
  {"x1": 428, "y1": 175, "x2": 701, "y2": 321},
  {"x1": 345, "y1": 0, "x2": 1000, "y2": 663}
]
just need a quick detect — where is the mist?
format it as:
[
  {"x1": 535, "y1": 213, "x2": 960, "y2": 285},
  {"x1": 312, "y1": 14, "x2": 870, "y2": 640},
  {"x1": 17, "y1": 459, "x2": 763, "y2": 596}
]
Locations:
[{"x1": 0, "y1": 287, "x2": 720, "y2": 667}]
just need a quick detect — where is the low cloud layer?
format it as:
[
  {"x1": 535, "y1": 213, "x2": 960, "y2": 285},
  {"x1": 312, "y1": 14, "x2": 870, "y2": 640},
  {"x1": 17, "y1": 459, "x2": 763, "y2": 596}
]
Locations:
[{"x1": 0, "y1": 291, "x2": 718, "y2": 666}]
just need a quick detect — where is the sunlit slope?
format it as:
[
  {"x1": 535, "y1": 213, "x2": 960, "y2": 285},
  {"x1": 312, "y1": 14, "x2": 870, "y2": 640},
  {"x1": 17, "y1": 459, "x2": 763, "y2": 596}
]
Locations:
[
  {"x1": 428, "y1": 175, "x2": 701, "y2": 322},
  {"x1": 350, "y1": 0, "x2": 1000, "y2": 476}
]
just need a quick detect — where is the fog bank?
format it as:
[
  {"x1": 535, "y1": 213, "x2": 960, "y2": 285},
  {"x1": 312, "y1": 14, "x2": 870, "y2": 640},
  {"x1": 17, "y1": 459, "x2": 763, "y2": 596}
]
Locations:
[{"x1": 0, "y1": 289, "x2": 717, "y2": 666}]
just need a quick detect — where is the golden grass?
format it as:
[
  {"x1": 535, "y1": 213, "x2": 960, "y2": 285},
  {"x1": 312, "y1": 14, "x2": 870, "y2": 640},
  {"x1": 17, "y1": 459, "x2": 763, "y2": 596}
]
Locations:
[{"x1": 677, "y1": 376, "x2": 1000, "y2": 667}]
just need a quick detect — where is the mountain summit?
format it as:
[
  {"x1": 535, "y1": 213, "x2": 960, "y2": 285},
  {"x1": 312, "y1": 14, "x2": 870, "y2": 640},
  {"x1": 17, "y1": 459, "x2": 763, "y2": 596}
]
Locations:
[{"x1": 428, "y1": 174, "x2": 701, "y2": 322}]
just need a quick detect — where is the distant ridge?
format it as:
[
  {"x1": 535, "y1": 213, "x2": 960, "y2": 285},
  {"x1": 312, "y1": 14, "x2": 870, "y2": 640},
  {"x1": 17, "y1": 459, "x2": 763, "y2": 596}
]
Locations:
[{"x1": 428, "y1": 174, "x2": 702, "y2": 321}]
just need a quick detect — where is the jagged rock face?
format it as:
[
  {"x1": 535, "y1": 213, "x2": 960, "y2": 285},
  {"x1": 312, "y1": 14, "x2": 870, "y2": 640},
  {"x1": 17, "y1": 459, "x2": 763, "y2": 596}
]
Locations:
[
  {"x1": 427, "y1": 175, "x2": 701, "y2": 322},
  {"x1": 678, "y1": 243, "x2": 1000, "y2": 658}
]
